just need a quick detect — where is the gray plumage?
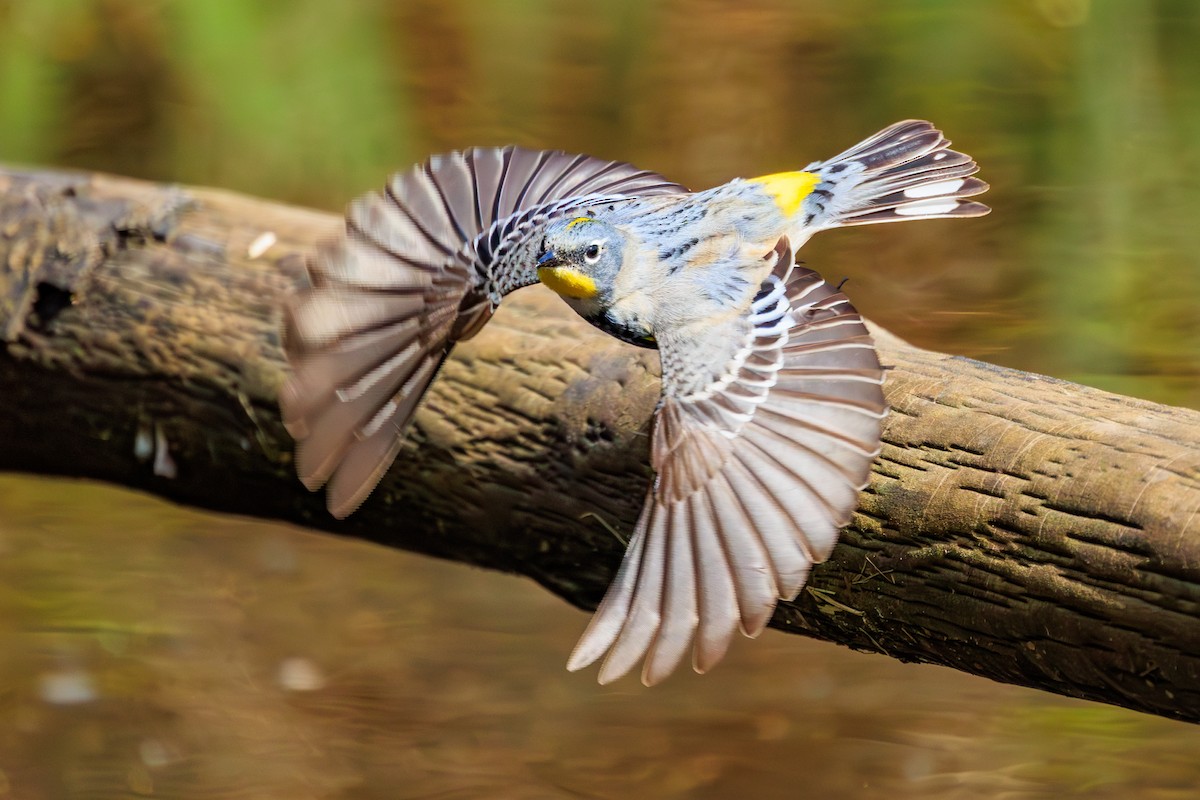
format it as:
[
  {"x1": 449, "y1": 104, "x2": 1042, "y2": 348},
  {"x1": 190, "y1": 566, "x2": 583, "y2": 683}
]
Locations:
[{"x1": 281, "y1": 120, "x2": 990, "y2": 684}]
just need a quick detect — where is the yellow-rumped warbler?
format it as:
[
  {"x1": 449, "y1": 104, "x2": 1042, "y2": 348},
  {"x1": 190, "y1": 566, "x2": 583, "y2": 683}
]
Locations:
[{"x1": 282, "y1": 120, "x2": 989, "y2": 685}]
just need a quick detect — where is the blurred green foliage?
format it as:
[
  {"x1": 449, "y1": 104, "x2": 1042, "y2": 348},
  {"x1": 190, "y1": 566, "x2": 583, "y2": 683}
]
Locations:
[{"x1": 0, "y1": 0, "x2": 1197, "y2": 406}]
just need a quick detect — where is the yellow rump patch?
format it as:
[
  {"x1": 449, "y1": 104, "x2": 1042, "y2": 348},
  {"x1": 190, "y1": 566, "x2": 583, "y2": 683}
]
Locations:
[
  {"x1": 538, "y1": 265, "x2": 598, "y2": 299},
  {"x1": 749, "y1": 171, "x2": 821, "y2": 217}
]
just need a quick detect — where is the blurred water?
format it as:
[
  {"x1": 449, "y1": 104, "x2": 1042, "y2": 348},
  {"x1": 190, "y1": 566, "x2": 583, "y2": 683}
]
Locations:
[
  {"x1": 1, "y1": 1, "x2": 1199, "y2": 797},
  {"x1": 2, "y1": 476, "x2": 1198, "y2": 800}
]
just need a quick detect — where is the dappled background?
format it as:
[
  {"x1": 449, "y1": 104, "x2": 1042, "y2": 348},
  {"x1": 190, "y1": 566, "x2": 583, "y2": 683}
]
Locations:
[{"x1": 1, "y1": 0, "x2": 1198, "y2": 797}]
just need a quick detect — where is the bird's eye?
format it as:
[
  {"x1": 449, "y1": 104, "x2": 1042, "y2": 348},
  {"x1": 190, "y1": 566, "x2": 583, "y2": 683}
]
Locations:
[{"x1": 584, "y1": 242, "x2": 602, "y2": 264}]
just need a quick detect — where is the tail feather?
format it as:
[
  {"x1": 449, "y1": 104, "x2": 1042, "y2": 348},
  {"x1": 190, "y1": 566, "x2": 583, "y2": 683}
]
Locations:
[
  {"x1": 865, "y1": 162, "x2": 983, "y2": 197},
  {"x1": 811, "y1": 119, "x2": 942, "y2": 169},
  {"x1": 802, "y1": 120, "x2": 991, "y2": 229},
  {"x1": 840, "y1": 176, "x2": 990, "y2": 225},
  {"x1": 878, "y1": 147, "x2": 974, "y2": 180}
]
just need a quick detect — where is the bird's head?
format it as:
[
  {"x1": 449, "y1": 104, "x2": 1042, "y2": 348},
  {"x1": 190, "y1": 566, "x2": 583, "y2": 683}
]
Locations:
[{"x1": 536, "y1": 216, "x2": 627, "y2": 306}]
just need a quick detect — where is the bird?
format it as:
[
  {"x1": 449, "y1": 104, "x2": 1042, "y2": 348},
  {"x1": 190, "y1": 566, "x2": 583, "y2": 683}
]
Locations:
[{"x1": 280, "y1": 120, "x2": 990, "y2": 685}]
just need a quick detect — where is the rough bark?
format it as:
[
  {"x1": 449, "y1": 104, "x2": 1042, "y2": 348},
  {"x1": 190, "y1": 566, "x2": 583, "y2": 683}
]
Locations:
[{"x1": 2, "y1": 165, "x2": 1198, "y2": 723}]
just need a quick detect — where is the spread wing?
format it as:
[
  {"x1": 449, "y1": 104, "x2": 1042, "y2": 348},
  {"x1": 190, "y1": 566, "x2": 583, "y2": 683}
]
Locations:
[
  {"x1": 566, "y1": 238, "x2": 887, "y2": 685},
  {"x1": 282, "y1": 148, "x2": 686, "y2": 517}
]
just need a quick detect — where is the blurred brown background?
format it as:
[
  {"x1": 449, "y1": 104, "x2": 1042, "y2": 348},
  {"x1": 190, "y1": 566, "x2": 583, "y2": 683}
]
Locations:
[{"x1": 1, "y1": 1, "x2": 1198, "y2": 798}]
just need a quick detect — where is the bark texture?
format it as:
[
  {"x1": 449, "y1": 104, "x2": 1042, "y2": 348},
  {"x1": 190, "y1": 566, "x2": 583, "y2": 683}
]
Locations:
[{"x1": 2, "y1": 165, "x2": 1198, "y2": 723}]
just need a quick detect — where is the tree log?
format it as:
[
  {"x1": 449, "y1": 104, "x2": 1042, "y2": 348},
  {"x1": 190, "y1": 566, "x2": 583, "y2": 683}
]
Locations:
[{"x1": 2, "y1": 165, "x2": 1198, "y2": 723}]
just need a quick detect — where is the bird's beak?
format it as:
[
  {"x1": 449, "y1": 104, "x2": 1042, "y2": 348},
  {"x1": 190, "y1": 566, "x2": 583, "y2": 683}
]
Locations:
[{"x1": 537, "y1": 250, "x2": 559, "y2": 267}]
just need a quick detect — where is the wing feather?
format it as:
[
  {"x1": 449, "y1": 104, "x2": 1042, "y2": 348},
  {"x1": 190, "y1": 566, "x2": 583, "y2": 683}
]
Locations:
[
  {"x1": 641, "y1": 501, "x2": 699, "y2": 686},
  {"x1": 344, "y1": 192, "x2": 451, "y2": 272},
  {"x1": 284, "y1": 148, "x2": 686, "y2": 516},
  {"x1": 688, "y1": 491, "x2": 741, "y2": 675},
  {"x1": 310, "y1": 226, "x2": 440, "y2": 288},
  {"x1": 691, "y1": 464, "x2": 781, "y2": 640},
  {"x1": 293, "y1": 339, "x2": 426, "y2": 488},
  {"x1": 598, "y1": 503, "x2": 668, "y2": 685},
  {"x1": 280, "y1": 316, "x2": 424, "y2": 428},
  {"x1": 423, "y1": 153, "x2": 476, "y2": 242},
  {"x1": 322, "y1": 354, "x2": 445, "y2": 519},
  {"x1": 714, "y1": 464, "x2": 811, "y2": 601},
  {"x1": 565, "y1": 513, "x2": 649, "y2": 673},
  {"x1": 569, "y1": 237, "x2": 887, "y2": 683}
]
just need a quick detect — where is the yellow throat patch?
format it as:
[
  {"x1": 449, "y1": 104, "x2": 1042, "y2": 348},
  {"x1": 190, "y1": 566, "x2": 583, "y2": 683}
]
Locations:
[
  {"x1": 749, "y1": 170, "x2": 821, "y2": 216},
  {"x1": 539, "y1": 265, "x2": 598, "y2": 299}
]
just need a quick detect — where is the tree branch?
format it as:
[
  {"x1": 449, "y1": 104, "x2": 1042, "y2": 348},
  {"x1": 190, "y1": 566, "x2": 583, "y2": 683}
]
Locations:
[{"x1": 3, "y1": 165, "x2": 1198, "y2": 722}]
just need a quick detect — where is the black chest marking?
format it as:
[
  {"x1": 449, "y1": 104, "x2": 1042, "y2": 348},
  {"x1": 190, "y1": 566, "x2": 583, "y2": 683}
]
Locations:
[{"x1": 586, "y1": 310, "x2": 658, "y2": 349}]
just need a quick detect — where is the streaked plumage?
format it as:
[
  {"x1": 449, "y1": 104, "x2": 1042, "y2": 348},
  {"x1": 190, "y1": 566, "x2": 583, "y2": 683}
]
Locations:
[{"x1": 281, "y1": 120, "x2": 990, "y2": 684}]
